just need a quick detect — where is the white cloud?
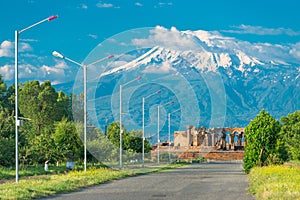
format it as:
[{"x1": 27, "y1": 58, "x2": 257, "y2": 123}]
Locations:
[
  {"x1": 131, "y1": 26, "x2": 201, "y2": 51},
  {"x1": 0, "y1": 64, "x2": 14, "y2": 80},
  {"x1": 0, "y1": 40, "x2": 14, "y2": 57},
  {"x1": 155, "y1": 2, "x2": 173, "y2": 8},
  {"x1": 0, "y1": 40, "x2": 33, "y2": 57},
  {"x1": 194, "y1": 29, "x2": 298, "y2": 63},
  {"x1": 289, "y1": 42, "x2": 300, "y2": 59},
  {"x1": 159, "y1": 2, "x2": 173, "y2": 6},
  {"x1": 35, "y1": 61, "x2": 72, "y2": 83},
  {"x1": 52, "y1": 60, "x2": 70, "y2": 70},
  {"x1": 135, "y1": 2, "x2": 143, "y2": 7},
  {"x1": 223, "y1": 24, "x2": 300, "y2": 36},
  {"x1": 39, "y1": 65, "x2": 65, "y2": 77},
  {"x1": 11, "y1": 60, "x2": 72, "y2": 83},
  {"x1": 19, "y1": 42, "x2": 33, "y2": 52},
  {"x1": 96, "y1": 2, "x2": 114, "y2": 8},
  {"x1": 88, "y1": 34, "x2": 98, "y2": 39},
  {"x1": 142, "y1": 61, "x2": 175, "y2": 74},
  {"x1": 1, "y1": 40, "x2": 13, "y2": 49},
  {"x1": 20, "y1": 38, "x2": 38, "y2": 42},
  {"x1": 130, "y1": 26, "x2": 300, "y2": 64},
  {"x1": 18, "y1": 63, "x2": 37, "y2": 79},
  {"x1": 80, "y1": 3, "x2": 88, "y2": 9}
]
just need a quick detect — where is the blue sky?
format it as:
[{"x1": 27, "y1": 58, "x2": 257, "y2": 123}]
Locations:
[{"x1": 0, "y1": 0, "x2": 300, "y2": 85}]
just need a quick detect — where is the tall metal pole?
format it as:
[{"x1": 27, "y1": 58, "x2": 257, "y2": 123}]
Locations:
[
  {"x1": 157, "y1": 101, "x2": 173, "y2": 165},
  {"x1": 157, "y1": 105, "x2": 160, "y2": 164},
  {"x1": 83, "y1": 65, "x2": 87, "y2": 171},
  {"x1": 15, "y1": 15, "x2": 58, "y2": 183},
  {"x1": 52, "y1": 51, "x2": 113, "y2": 172},
  {"x1": 14, "y1": 30, "x2": 19, "y2": 183},
  {"x1": 142, "y1": 90, "x2": 161, "y2": 167},
  {"x1": 168, "y1": 113, "x2": 171, "y2": 163},
  {"x1": 119, "y1": 85, "x2": 123, "y2": 169},
  {"x1": 118, "y1": 77, "x2": 141, "y2": 169},
  {"x1": 142, "y1": 97, "x2": 145, "y2": 168},
  {"x1": 167, "y1": 108, "x2": 182, "y2": 164}
]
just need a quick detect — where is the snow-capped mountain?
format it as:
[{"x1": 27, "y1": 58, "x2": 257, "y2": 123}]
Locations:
[{"x1": 83, "y1": 28, "x2": 299, "y2": 136}]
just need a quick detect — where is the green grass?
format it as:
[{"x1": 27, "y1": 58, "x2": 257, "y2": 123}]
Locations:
[
  {"x1": 248, "y1": 165, "x2": 300, "y2": 200},
  {"x1": 0, "y1": 163, "x2": 186, "y2": 199},
  {"x1": 289, "y1": 160, "x2": 300, "y2": 165},
  {"x1": 0, "y1": 165, "x2": 67, "y2": 180}
]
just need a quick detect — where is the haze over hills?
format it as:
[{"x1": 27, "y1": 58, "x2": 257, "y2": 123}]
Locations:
[{"x1": 53, "y1": 27, "x2": 300, "y2": 140}]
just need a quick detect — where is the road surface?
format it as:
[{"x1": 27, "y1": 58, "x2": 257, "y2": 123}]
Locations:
[{"x1": 44, "y1": 162, "x2": 253, "y2": 200}]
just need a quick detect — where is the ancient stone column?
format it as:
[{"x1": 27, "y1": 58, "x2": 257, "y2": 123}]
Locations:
[
  {"x1": 221, "y1": 129, "x2": 227, "y2": 150},
  {"x1": 229, "y1": 132, "x2": 235, "y2": 150},
  {"x1": 236, "y1": 132, "x2": 243, "y2": 146},
  {"x1": 186, "y1": 125, "x2": 193, "y2": 147}
]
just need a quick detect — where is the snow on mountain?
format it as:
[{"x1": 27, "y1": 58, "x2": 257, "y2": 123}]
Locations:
[
  {"x1": 91, "y1": 28, "x2": 299, "y2": 131},
  {"x1": 99, "y1": 29, "x2": 274, "y2": 78}
]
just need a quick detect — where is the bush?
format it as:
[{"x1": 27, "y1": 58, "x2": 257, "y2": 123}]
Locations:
[{"x1": 243, "y1": 109, "x2": 282, "y2": 173}]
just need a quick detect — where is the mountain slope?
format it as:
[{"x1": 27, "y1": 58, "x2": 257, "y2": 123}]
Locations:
[{"x1": 83, "y1": 29, "x2": 300, "y2": 135}]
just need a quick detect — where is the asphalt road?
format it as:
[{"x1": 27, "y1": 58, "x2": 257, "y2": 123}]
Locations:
[{"x1": 44, "y1": 162, "x2": 254, "y2": 200}]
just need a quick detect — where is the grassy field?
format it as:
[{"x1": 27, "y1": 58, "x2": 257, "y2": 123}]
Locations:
[
  {"x1": 0, "y1": 163, "x2": 186, "y2": 199},
  {"x1": 248, "y1": 165, "x2": 300, "y2": 200},
  {"x1": 0, "y1": 165, "x2": 67, "y2": 180}
]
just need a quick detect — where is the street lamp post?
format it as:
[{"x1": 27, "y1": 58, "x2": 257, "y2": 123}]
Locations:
[
  {"x1": 119, "y1": 77, "x2": 141, "y2": 169},
  {"x1": 157, "y1": 101, "x2": 174, "y2": 164},
  {"x1": 15, "y1": 15, "x2": 58, "y2": 183},
  {"x1": 52, "y1": 51, "x2": 113, "y2": 171},
  {"x1": 142, "y1": 90, "x2": 161, "y2": 168},
  {"x1": 168, "y1": 108, "x2": 182, "y2": 163}
]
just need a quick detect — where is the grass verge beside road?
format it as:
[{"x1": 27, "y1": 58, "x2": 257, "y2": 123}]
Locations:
[
  {"x1": 0, "y1": 166, "x2": 68, "y2": 181},
  {"x1": 248, "y1": 165, "x2": 300, "y2": 199},
  {"x1": 0, "y1": 163, "x2": 186, "y2": 199}
]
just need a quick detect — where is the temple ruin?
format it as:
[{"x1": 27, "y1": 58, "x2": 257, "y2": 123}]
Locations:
[
  {"x1": 151, "y1": 125, "x2": 245, "y2": 161},
  {"x1": 174, "y1": 125, "x2": 245, "y2": 150}
]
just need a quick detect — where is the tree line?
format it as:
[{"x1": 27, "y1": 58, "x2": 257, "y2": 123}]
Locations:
[
  {"x1": 244, "y1": 109, "x2": 300, "y2": 173},
  {"x1": 0, "y1": 75, "x2": 151, "y2": 167},
  {"x1": 2, "y1": 74, "x2": 298, "y2": 170}
]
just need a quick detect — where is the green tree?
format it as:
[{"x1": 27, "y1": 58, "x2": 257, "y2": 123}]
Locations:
[
  {"x1": 19, "y1": 80, "x2": 63, "y2": 132},
  {"x1": 124, "y1": 130, "x2": 152, "y2": 153},
  {"x1": 243, "y1": 109, "x2": 281, "y2": 173},
  {"x1": 280, "y1": 110, "x2": 300, "y2": 160},
  {"x1": 70, "y1": 93, "x2": 84, "y2": 122},
  {"x1": 0, "y1": 74, "x2": 6, "y2": 102},
  {"x1": 87, "y1": 129, "x2": 118, "y2": 162},
  {"x1": 0, "y1": 75, "x2": 15, "y2": 166},
  {"x1": 0, "y1": 83, "x2": 13, "y2": 166},
  {"x1": 16, "y1": 80, "x2": 72, "y2": 165},
  {"x1": 53, "y1": 118, "x2": 83, "y2": 162},
  {"x1": 107, "y1": 122, "x2": 124, "y2": 147},
  {"x1": 107, "y1": 123, "x2": 152, "y2": 153}
]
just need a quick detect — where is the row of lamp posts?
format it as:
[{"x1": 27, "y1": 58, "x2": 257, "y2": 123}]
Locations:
[
  {"x1": 52, "y1": 51, "x2": 114, "y2": 172},
  {"x1": 15, "y1": 16, "x2": 182, "y2": 183},
  {"x1": 119, "y1": 81, "x2": 182, "y2": 169}
]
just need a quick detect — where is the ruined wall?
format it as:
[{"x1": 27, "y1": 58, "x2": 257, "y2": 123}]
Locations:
[
  {"x1": 176, "y1": 150, "x2": 245, "y2": 161},
  {"x1": 203, "y1": 151, "x2": 244, "y2": 161},
  {"x1": 174, "y1": 131, "x2": 190, "y2": 147},
  {"x1": 173, "y1": 125, "x2": 245, "y2": 150}
]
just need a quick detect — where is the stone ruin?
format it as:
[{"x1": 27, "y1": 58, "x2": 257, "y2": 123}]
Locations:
[{"x1": 174, "y1": 125, "x2": 245, "y2": 151}]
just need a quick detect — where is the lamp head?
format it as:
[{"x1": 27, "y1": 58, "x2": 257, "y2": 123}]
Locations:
[
  {"x1": 48, "y1": 15, "x2": 58, "y2": 21},
  {"x1": 52, "y1": 51, "x2": 64, "y2": 59}
]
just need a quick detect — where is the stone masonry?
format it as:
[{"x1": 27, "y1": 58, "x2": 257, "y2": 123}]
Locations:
[{"x1": 152, "y1": 125, "x2": 245, "y2": 161}]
